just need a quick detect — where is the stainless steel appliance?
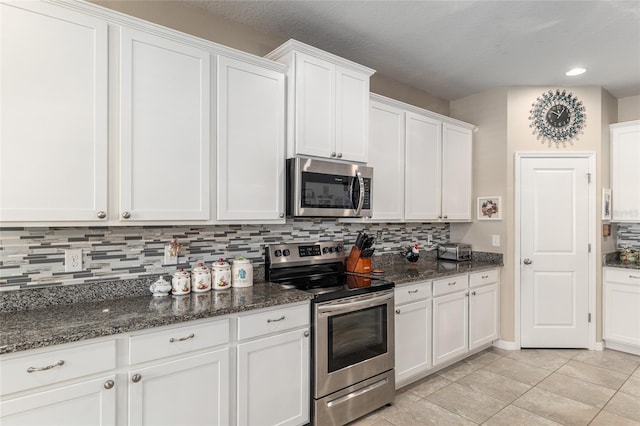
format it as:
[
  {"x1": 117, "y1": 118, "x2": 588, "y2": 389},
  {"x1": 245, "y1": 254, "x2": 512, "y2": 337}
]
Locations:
[
  {"x1": 265, "y1": 241, "x2": 395, "y2": 426},
  {"x1": 437, "y1": 243, "x2": 472, "y2": 261},
  {"x1": 287, "y1": 157, "x2": 373, "y2": 218}
]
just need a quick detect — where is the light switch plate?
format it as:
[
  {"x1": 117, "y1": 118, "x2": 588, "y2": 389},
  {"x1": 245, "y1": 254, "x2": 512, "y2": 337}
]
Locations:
[{"x1": 491, "y1": 234, "x2": 500, "y2": 247}]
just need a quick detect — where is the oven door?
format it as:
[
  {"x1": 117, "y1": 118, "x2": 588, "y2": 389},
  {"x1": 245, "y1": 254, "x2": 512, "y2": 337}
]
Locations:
[{"x1": 314, "y1": 290, "x2": 394, "y2": 398}]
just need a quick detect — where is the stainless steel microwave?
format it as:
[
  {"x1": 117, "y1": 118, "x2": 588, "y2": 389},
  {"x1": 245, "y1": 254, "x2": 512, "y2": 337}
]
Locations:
[{"x1": 287, "y1": 157, "x2": 373, "y2": 218}]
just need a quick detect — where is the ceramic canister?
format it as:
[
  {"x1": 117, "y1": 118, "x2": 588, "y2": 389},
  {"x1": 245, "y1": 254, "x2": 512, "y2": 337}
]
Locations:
[
  {"x1": 232, "y1": 257, "x2": 253, "y2": 288},
  {"x1": 191, "y1": 263, "x2": 212, "y2": 292},
  {"x1": 212, "y1": 259, "x2": 231, "y2": 290},
  {"x1": 150, "y1": 276, "x2": 172, "y2": 297},
  {"x1": 172, "y1": 269, "x2": 191, "y2": 295}
]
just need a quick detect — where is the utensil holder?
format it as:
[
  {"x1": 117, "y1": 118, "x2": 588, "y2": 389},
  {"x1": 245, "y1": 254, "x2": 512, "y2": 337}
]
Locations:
[{"x1": 346, "y1": 247, "x2": 372, "y2": 273}]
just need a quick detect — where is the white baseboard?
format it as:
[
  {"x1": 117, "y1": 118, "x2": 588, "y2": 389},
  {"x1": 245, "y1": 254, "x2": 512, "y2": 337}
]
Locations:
[
  {"x1": 493, "y1": 340, "x2": 519, "y2": 350},
  {"x1": 594, "y1": 341, "x2": 604, "y2": 351}
]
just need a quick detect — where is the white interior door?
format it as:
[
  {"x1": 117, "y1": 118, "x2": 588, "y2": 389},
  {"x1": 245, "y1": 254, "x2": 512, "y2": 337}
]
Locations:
[{"x1": 520, "y1": 156, "x2": 591, "y2": 348}]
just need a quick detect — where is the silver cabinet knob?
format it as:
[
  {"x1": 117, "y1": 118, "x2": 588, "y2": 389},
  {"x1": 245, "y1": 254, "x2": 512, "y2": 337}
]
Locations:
[
  {"x1": 121, "y1": 211, "x2": 131, "y2": 219},
  {"x1": 523, "y1": 258, "x2": 532, "y2": 265},
  {"x1": 97, "y1": 211, "x2": 106, "y2": 219},
  {"x1": 131, "y1": 373, "x2": 142, "y2": 383},
  {"x1": 104, "y1": 380, "x2": 115, "y2": 390},
  {"x1": 471, "y1": 291, "x2": 477, "y2": 296},
  {"x1": 304, "y1": 330, "x2": 310, "y2": 337},
  {"x1": 279, "y1": 213, "x2": 284, "y2": 218},
  {"x1": 331, "y1": 152, "x2": 337, "y2": 157},
  {"x1": 337, "y1": 153, "x2": 343, "y2": 158},
  {"x1": 395, "y1": 309, "x2": 401, "y2": 314},
  {"x1": 443, "y1": 215, "x2": 448, "y2": 219}
]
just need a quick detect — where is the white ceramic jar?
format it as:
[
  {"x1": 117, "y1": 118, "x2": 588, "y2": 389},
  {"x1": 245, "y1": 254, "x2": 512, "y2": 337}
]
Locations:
[
  {"x1": 150, "y1": 276, "x2": 172, "y2": 297},
  {"x1": 212, "y1": 259, "x2": 231, "y2": 291},
  {"x1": 191, "y1": 263, "x2": 212, "y2": 292},
  {"x1": 232, "y1": 257, "x2": 253, "y2": 288},
  {"x1": 171, "y1": 269, "x2": 191, "y2": 295}
]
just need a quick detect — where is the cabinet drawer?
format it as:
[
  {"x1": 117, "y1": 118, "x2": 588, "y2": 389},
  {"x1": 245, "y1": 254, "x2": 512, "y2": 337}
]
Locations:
[
  {"x1": 469, "y1": 269, "x2": 499, "y2": 288},
  {"x1": 0, "y1": 340, "x2": 116, "y2": 396},
  {"x1": 238, "y1": 303, "x2": 309, "y2": 341},
  {"x1": 433, "y1": 274, "x2": 468, "y2": 297},
  {"x1": 395, "y1": 281, "x2": 431, "y2": 305},
  {"x1": 129, "y1": 319, "x2": 229, "y2": 365},
  {"x1": 604, "y1": 267, "x2": 640, "y2": 286}
]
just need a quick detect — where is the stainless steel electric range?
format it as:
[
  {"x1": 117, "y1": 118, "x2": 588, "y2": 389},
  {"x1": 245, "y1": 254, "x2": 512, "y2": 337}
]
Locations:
[{"x1": 265, "y1": 241, "x2": 395, "y2": 426}]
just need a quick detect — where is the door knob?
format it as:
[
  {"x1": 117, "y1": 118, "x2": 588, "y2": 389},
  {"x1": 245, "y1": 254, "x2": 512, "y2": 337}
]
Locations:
[{"x1": 523, "y1": 258, "x2": 532, "y2": 265}]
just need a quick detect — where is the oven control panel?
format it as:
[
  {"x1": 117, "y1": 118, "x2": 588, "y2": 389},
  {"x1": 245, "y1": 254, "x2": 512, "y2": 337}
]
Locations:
[{"x1": 266, "y1": 241, "x2": 345, "y2": 266}]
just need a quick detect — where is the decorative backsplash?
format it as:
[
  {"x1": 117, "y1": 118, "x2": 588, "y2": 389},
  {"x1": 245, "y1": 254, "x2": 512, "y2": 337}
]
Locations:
[
  {"x1": 0, "y1": 220, "x2": 449, "y2": 291},
  {"x1": 617, "y1": 223, "x2": 640, "y2": 250}
]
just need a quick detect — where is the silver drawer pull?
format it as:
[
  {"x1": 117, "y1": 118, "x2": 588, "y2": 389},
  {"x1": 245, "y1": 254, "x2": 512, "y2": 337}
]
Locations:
[
  {"x1": 630, "y1": 275, "x2": 640, "y2": 279},
  {"x1": 27, "y1": 360, "x2": 64, "y2": 373},
  {"x1": 408, "y1": 289, "x2": 419, "y2": 294},
  {"x1": 482, "y1": 275, "x2": 489, "y2": 279},
  {"x1": 169, "y1": 333, "x2": 195, "y2": 343},
  {"x1": 267, "y1": 315, "x2": 285, "y2": 323},
  {"x1": 448, "y1": 282, "x2": 456, "y2": 286}
]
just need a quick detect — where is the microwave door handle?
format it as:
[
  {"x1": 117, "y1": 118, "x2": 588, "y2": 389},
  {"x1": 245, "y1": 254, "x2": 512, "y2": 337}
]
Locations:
[{"x1": 353, "y1": 172, "x2": 365, "y2": 215}]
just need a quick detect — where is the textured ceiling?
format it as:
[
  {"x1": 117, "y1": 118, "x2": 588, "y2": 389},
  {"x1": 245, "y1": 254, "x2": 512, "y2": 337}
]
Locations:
[{"x1": 183, "y1": 0, "x2": 640, "y2": 101}]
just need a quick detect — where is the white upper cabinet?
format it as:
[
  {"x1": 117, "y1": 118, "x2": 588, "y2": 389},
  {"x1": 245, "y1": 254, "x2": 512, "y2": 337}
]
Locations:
[
  {"x1": 118, "y1": 27, "x2": 211, "y2": 222},
  {"x1": 266, "y1": 40, "x2": 374, "y2": 162},
  {"x1": 216, "y1": 56, "x2": 286, "y2": 222},
  {"x1": 441, "y1": 123, "x2": 473, "y2": 221},
  {"x1": 366, "y1": 94, "x2": 474, "y2": 223},
  {"x1": 368, "y1": 99, "x2": 406, "y2": 221},
  {"x1": 0, "y1": 1, "x2": 108, "y2": 222},
  {"x1": 405, "y1": 112, "x2": 442, "y2": 221},
  {"x1": 611, "y1": 120, "x2": 640, "y2": 222}
]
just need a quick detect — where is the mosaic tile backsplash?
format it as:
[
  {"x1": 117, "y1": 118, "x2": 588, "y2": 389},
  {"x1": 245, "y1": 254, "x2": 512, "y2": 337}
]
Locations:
[
  {"x1": 0, "y1": 220, "x2": 449, "y2": 291},
  {"x1": 617, "y1": 223, "x2": 640, "y2": 250}
]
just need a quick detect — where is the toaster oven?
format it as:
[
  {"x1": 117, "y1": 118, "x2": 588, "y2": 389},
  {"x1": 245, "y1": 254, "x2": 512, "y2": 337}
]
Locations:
[{"x1": 437, "y1": 243, "x2": 472, "y2": 261}]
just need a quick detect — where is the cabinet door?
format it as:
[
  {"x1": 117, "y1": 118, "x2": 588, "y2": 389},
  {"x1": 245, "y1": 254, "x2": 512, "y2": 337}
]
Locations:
[
  {"x1": 405, "y1": 112, "x2": 441, "y2": 221},
  {"x1": 433, "y1": 291, "x2": 468, "y2": 365},
  {"x1": 119, "y1": 27, "x2": 211, "y2": 221},
  {"x1": 294, "y1": 52, "x2": 335, "y2": 159},
  {"x1": 0, "y1": 1, "x2": 108, "y2": 222},
  {"x1": 335, "y1": 66, "x2": 369, "y2": 162},
  {"x1": 611, "y1": 122, "x2": 640, "y2": 221},
  {"x1": 0, "y1": 375, "x2": 116, "y2": 426},
  {"x1": 368, "y1": 100, "x2": 405, "y2": 221},
  {"x1": 441, "y1": 123, "x2": 473, "y2": 221},
  {"x1": 217, "y1": 56, "x2": 285, "y2": 222},
  {"x1": 237, "y1": 328, "x2": 310, "y2": 426},
  {"x1": 604, "y1": 282, "x2": 640, "y2": 347},
  {"x1": 128, "y1": 349, "x2": 230, "y2": 426},
  {"x1": 469, "y1": 283, "x2": 499, "y2": 350},
  {"x1": 395, "y1": 299, "x2": 431, "y2": 388}
]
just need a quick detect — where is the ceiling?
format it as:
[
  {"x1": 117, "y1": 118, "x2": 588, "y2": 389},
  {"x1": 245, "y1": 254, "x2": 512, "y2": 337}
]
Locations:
[{"x1": 183, "y1": 0, "x2": 640, "y2": 101}]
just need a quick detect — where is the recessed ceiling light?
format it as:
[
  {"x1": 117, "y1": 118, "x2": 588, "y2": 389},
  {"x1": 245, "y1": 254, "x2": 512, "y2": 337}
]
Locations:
[{"x1": 565, "y1": 68, "x2": 587, "y2": 76}]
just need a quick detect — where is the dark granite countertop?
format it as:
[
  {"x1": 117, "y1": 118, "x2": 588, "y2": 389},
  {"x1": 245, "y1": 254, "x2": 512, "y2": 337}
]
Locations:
[
  {"x1": 0, "y1": 283, "x2": 311, "y2": 354},
  {"x1": 603, "y1": 260, "x2": 640, "y2": 270},
  {"x1": 0, "y1": 251, "x2": 503, "y2": 355}
]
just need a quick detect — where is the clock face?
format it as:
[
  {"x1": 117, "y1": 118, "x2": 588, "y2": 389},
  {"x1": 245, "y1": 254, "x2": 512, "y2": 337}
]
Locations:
[
  {"x1": 529, "y1": 90, "x2": 586, "y2": 147},
  {"x1": 546, "y1": 104, "x2": 570, "y2": 128}
]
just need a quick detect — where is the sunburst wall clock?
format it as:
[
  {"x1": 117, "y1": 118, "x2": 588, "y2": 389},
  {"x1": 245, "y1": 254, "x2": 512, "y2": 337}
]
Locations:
[{"x1": 529, "y1": 89, "x2": 586, "y2": 147}]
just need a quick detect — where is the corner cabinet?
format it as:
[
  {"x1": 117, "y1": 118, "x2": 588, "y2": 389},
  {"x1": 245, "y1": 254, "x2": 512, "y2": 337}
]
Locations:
[
  {"x1": 603, "y1": 267, "x2": 640, "y2": 355},
  {"x1": 367, "y1": 94, "x2": 475, "y2": 223},
  {"x1": 216, "y1": 56, "x2": 286, "y2": 222},
  {"x1": 0, "y1": 1, "x2": 109, "y2": 222},
  {"x1": 610, "y1": 121, "x2": 640, "y2": 221},
  {"x1": 266, "y1": 39, "x2": 375, "y2": 162}
]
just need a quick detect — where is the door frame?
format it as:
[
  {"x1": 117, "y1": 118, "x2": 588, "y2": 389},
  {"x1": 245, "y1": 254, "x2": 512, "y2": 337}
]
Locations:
[{"x1": 514, "y1": 152, "x2": 597, "y2": 350}]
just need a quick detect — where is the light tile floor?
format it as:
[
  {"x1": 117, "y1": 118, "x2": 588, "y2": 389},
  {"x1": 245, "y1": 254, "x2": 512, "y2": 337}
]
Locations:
[{"x1": 351, "y1": 348, "x2": 640, "y2": 426}]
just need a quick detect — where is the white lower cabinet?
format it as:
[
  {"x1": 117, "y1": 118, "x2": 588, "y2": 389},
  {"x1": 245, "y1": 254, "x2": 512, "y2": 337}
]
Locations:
[
  {"x1": 469, "y1": 270, "x2": 500, "y2": 350},
  {"x1": 237, "y1": 304, "x2": 310, "y2": 426},
  {"x1": 394, "y1": 282, "x2": 432, "y2": 388},
  {"x1": 128, "y1": 349, "x2": 230, "y2": 426},
  {"x1": 432, "y1": 288, "x2": 469, "y2": 366},
  {"x1": 603, "y1": 267, "x2": 640, "y2": 355}
]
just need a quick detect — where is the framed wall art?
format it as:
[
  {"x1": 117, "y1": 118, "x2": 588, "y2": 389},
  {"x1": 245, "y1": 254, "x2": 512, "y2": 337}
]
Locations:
[
  {"x1": 478, "y1": 196, "x2": 502, "y2": 221},
  {"x1": 602, "y1": 188, "x2": 611, "y2": 221}
]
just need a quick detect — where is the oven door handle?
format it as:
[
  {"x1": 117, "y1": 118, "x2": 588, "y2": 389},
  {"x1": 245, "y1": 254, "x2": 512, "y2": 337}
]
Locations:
[{"x1": 317, "y1": 292, "x2": 392, "y2": 315}]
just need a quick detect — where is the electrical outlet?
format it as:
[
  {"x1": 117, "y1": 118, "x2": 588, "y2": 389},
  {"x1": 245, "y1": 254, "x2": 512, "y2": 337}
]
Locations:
[
  {"x1": 65, "y1": 249, "x2": 83, "y2": 272},
  {"x1": 426, "y1": 234, "x2": 433, "y2": 246},
  {"x1": 164, "y1": 245, "x2": 178, "y2": 265},
  {"x1": 492, "y1": 234, "x2": 501, "y2": 247}
]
